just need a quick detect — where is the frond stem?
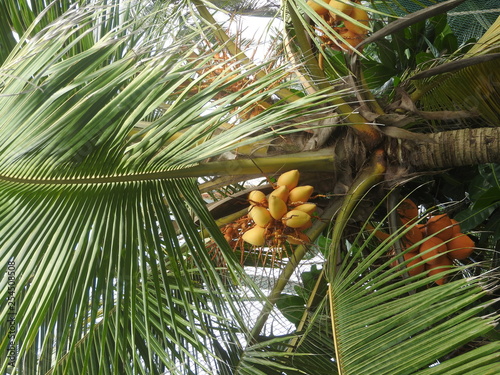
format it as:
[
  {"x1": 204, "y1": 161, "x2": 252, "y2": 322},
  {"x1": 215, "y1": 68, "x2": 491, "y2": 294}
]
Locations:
[{"x1": 0, "y1": 151, "x2": 335, "y2": 185}]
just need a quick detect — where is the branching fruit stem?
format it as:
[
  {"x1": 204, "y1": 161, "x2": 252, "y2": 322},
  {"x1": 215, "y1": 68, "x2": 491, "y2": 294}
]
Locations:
[{"x1": 248, "y1": 200, "x2": 341, "y2": 344}]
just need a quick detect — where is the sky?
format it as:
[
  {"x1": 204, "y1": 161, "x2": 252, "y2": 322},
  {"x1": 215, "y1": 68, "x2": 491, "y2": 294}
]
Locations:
[{"x1": 213, "y1": 10, "x2": 283, "y2": 62}]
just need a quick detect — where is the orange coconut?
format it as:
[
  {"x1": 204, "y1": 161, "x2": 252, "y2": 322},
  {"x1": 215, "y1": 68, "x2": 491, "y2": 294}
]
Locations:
[
  {"x1": 450, "y1": 218, "x2": 461, "y2": 235},
  {"x1": 403, "y1": 252, "x2": 425, "y2": 277},
  {"x1": 402, "y1": 224, "x2": 423, "y2": 247},
  {"x1": 426, "y1": 214, "x2": 454, "y2": 241},
  {"x1": 294, "y1": 203, "x2": 317, "y2": 216},
  {"x1": 426, "y1": 256, "x2": 453, "y2": 285},
  {"x1": 248, "y1": 206, "x2": 272, "y2": 228},
  {"x1": 416, "y1": 223, "x2": 427, "y2": 237},
  {"x1": 447, "y1": 233, "x2": 475, "y2": 260},
  {"x1": 268, "y1": 195, "x2": 287, "y2": 220},
  {"x1": 397, "y1": 199, "x2": 419, "y2": 221},
  {"x1": 419, "y1": 236, "x2": 447, "y2": 264}
]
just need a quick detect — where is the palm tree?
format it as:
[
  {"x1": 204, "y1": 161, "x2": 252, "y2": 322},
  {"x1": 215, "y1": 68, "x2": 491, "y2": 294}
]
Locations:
[{"x1": 1, "y1": 0, "x2": 498, "y2": 374}]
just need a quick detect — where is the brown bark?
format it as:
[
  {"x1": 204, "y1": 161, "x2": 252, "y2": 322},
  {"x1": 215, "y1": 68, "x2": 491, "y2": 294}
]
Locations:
[{"x1": 389, "y1": 127, "x2": 500, "y2": 170}]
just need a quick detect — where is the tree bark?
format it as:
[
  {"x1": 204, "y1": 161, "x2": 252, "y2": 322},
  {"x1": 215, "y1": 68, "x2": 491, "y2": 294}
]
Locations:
[{"x1": 391, "y1": 127, "x2": 500, "y2": 170}]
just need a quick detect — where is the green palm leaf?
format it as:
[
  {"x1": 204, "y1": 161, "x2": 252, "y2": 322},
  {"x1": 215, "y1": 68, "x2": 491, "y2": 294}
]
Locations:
[
  {"x1": 0, "y1": 2, "x2": 340, "y2": 373},
  {"x1": 290, "y1": 207, "x2": 500, "y2": 375},
  {"x1": 1, "y1": 1, "x2": 499, "y2": 374}
]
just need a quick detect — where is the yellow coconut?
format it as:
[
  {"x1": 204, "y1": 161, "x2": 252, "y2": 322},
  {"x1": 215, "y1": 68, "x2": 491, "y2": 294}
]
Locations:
[
  {"x1": 328, "y1": 0, "x2": 354, "y2": 20},
  {"x1": 306, "y1": 0, "x2": 329, "y2": 15},
  {"x1": 269, "y1": 185, "x2": 290, "y2": 203},
  {"x1": 298, "y1": 219, "x2": 313, "y2": 231},
  {"x1": 344, "y1": 7, "x2": 370, "y2": 35},
  {"x1": 286, "y1": 232, "x2": 310, "y2": 245},
  {"x1": 288, "y1": 185, "x2": 314, "y2": 203},
  {"x1": 242, "y1": 226, "x2": 266, "y2": 246},
  {"x1": 277, "y1": 170, "x2": 300, "y2": 191},
  {"x1": 248, "y1": 190, "x2": 267, "y2": 206},
  {"x1": 294, "y1": 203, "x2": 317, "y2": 215},
  {"x1": 248, "y1": 206, "x2": 272, "y2": 227},
  {"x1": 283, "y1": 210, "x2": 311, "y2": 228},
  {"x1": 269, "y1": 195, "x2": 288, "y2": 220},
  {"x1": 336, "y1": 29, "x2": 364, "y2": 49}
]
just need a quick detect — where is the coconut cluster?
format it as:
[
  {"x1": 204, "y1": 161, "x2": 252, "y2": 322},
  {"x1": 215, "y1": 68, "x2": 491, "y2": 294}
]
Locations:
[
  {"x1": 242, "y1": 170, "x2": 315, "y2": 247},
  {"x1": 306, "y1": 0, "x2": 369, "y2": 51},
  {"x1": 394, "y1": 199, "x2": 476, "y2": 285}
]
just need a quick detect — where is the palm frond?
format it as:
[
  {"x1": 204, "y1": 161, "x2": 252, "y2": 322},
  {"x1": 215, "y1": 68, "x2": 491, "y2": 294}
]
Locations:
[
  {"x1": 0, "y1": 2, "x2": 344, "y2": 374},
  {"x1": 409, "y1": 57, "x2": 500, "y2": 126},
  {"x1": 290, "y1": 201, "x2": 499, "y2": 375}
]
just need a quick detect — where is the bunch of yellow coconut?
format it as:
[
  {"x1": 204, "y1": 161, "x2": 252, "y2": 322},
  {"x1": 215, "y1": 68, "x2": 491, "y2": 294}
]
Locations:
[
  {"x1": 306, "y1": 0, "x2": 370, "y2": 50},
  {"x1": 242, "y1": 170, "x2": 316, "y2": 247}
]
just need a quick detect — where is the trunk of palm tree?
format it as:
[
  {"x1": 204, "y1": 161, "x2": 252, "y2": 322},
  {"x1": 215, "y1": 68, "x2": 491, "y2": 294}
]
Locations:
[{"x1": 392, "y1": 127, "x2": 500, "y2": 170}]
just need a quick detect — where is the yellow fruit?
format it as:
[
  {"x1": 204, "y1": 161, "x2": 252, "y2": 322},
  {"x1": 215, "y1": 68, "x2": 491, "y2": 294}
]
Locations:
[
  {"x1": 337, "y1": 29, "x2": 364, "y2": 49},
  {"x1": 242, "y1": 226, "x2": 266, "y2": 246},
  {"x1": 426, "y1": 214, "x2": 454, "y2": 241},
  {"x1": 269, "y1": 185, "x2": 290, "y2": 203},
  {"x1": 419, "y1": 236, "x2": 447, "y2": 265},
  {"x1": 283, "y1": 210, "x2": 311, "y2": 228},
  {"x1": 286, "y1": 232, "x2": 310, "y2": 245},
  {"x1": 277, "y1": 170, "x2": 300, "y2": 191},
  {"x1": 248, "y1": 206, "x2": 272, "y2": 227},
  {"x1": 294, "y1": 203, "x2": 317, "y2": 215},
  {"x1": 447, "y1": 233, "x2": 475, "y2": 260},
  {"x1": 328, "y1": 0, "x2": 354, "y2": 19},
  {"x1": 297, "y1": 219, "x2": 313, "y2": 231},
  {"x1": 306, "y1": 0, "x2": 329, "y2": 15},
  {"x1": 344, "y1": 7, "x2": 369, "y2": 35},
  {"x1": 268, "y1": 195, "x2": 288, "y2": 220},
  {"x1": 288, "y1": 185, "x2": 314, "y2": 203},
  {"x1": 248, "y1": 190, "x2": 267, "y2": 206}
]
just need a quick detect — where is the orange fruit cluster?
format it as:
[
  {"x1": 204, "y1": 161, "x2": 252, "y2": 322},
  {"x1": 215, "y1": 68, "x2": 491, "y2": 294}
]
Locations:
[
  {"x1": 306, "y1": 0, "x2": 369, "y2": 50},
  {"x1": 242, "y1": 170, "x2": 315, "y2": 247},
  {"x1": 396, "y1": 199, "x2": 475, "y2": 285}
]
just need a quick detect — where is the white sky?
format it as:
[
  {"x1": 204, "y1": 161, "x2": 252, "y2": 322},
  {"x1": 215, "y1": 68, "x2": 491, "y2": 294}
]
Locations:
[{"x1": 213, "y1": 11, "x2": 283, "y2": 62}]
